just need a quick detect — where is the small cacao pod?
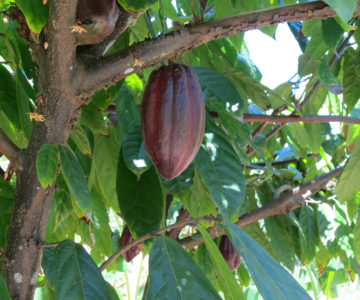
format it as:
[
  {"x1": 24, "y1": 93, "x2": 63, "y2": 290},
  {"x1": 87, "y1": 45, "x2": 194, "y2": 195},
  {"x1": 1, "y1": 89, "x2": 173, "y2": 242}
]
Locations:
[
  {"x1": 76, "y1": 0, "x2": 119, "y2": 45},
  {"x1": 119, "y1": 225, "x2": 141, "y2": 262},
  {"x1": 219, "y1": 235, "x2": 241, "y2": 271},
  {"x1": 141, "y1": 64, "x2": 205, "y2": 180}
]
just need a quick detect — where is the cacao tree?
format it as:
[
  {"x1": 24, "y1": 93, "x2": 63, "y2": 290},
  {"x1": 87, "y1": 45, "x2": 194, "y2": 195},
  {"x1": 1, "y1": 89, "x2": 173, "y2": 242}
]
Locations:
[{"x1": 0, "y1": 0, "x2": 360, "y2": 299}]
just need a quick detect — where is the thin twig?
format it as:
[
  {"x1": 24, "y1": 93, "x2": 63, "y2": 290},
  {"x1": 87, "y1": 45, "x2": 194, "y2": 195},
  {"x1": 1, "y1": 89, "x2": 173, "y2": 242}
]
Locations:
[
  {"x1": 179, "y1": 166, "x2": 343, "y2": 249},
  {"x1": 167, "y1": 207, "x2": 190, "y2": 240},
  {"x1": 241, "y1": 114, "x2": 360, "y2": 124},
  {"x1": 99, "y1": 216, "x2": 221, "y2": 271}
]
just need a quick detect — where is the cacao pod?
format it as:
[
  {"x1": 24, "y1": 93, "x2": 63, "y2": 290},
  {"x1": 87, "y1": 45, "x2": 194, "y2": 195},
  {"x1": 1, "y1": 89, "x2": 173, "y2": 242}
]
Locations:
[
  {"x1": 219, "y1": 235, "x2": 241, "y2": 271},
  {"x1": 76, "y1": 0, "x2": 119, "y2": 45},
  {"x1": 119, "y1": 225, "x2": 141, "y2": 262},
  {"x1": 141, "y1": 64, "x2": 205, "y2": 180}
]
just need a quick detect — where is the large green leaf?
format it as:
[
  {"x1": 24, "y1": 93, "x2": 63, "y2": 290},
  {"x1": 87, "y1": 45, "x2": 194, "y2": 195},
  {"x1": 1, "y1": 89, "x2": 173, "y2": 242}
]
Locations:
[
  {"x1": 15, "y1": 0, "x2": 49, "y2": 33},
  {"x1": 198, "y1": 226, "x2": 245, "y2": 300},
  {"x1": 336, "y1": 137, "x2": 360, "y2": 202},
  {"x1": 58, "y1": 145, "x2": 90, "y2": 210},
  {"x1": 54, "y1": 240, "x2": 111, "y2": 300},
  {"x1": 70, "y1": 124, "x2": 91, "y2": 156},
  {"x1": 343, "y1": 48, "x2": 360, "y2": 111},
  {"x1": 36, "y1": 144, "x2": 58, "y2": 188},
  {"x1": 195, "y1": 116, "x2": 245, "y2": 218},
  {"x1": 263, "y1": 216, "x2": 296, "y2": 271},
  {"x1": 0, "y1": 274, "x2": 11, "y2": 300},
  {"x1": 225, "y1": 222, "x2": 312, "y2": 300},
  {"x1": 322, "y1": 0, "x2": 358, "y2": 23},
  {"x1": 89, "y1": 189, "x2": 112, "y2": 256},
  {"x1": 93, "y1": 134, "x2": 120, "y2": 211},
  {"x1": 299, "y1": 206, "x2": 319, "y2": 264},
  {"x1": 15, "y1": 71, "x2": 32, "y2": 140},
  {"x1": 147, "y1": 236, "x2": 221, "y2": 300},
  {"x1": 116, "y1": 150, "x2": 165, "y2": 238},
  {"x1": 193, "y1": 66, "x2": 244, "y2": 113},
  {"x1": 122, "y1": 125, "x2": 151, "y2": 175}
]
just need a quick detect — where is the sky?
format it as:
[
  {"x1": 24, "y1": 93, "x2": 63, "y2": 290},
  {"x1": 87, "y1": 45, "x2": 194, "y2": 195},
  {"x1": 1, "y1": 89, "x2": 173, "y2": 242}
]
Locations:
[{"x1": 244, "y1": 23, "x2": 302, "y2": 89}]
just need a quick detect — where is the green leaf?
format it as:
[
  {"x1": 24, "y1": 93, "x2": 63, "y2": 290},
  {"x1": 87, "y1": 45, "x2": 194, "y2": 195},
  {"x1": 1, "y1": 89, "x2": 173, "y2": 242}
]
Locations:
[
  {"x1": 42, "y1": 247, "x2": 56, "y2": 287},
  {"x1": 54, "y1": 240, "x2": 111, "y2": 300},
  {"x1": 225, "y1": 222, "x2": 312, "y2": 300},
  {"x1": 195, "y1": 116, "x2": 245, "y2": 218},
  {"x1": 36, "y1": 144, "x2": 58, "y2": 188},
  {"x1": 116, "y1": 150, "x2": 165, "y2": 238},
  {"x1": 193, "y1": 66, "x2": 244, "y2": 113},
  {"x1": 58, "y1": 145, "x2": 90, "y2": 210},
  {"x1": 15, "y1": 0, "x2": 49, "y2": 33},
  {"x1": 343, "y1": 48, "x2": 360, "y2": 111},
  {"x1": 322, "y1": 18, "x2": 344, "y2": 49},
  {"x1": 322, "y1": 0, "x2": 357, "y2": 23},
  {"x1": 89, "y1": 189, "x2": 112, "y2": 256},
  {"x1": 198, "y1": 226, "x2": 245, "y2": 300},
  {"x1": 336, "y1": 137, "x2": 360, "y2": 202},
  {"x1": 70, "y1": 124, "x2": 91, "y2": 155},
  {"x1": 299, "y1": 206, "x2": 319, "y2": 264},
  {"x1": 318, "y1": 58, "x2": 339, "y2": 86},
  {"x1": 93, "y1": 134, "x2": 120, "y2": 211},
  {"x1": 122, "y1": 125, "x2": 151, "y2": 174},
  {"x1": 117, "y1": 0, "x2": 158, "y2": 12},
  {"x1": 0, "y1": 274, "x2": 11, "y2": 300},
  {"x1": 0, "y1": 177, "x2": 14, "y2": 248},
  {"x1": 263, "y1": 216, "x2": 296, "y2": 271},
  {"x1": 15, "y1": 71, "x2": 32, "y2": 139},
  {"x1": 181, "y1": 169, "x2": 217, "y2": 218},
  {"x1": 147, "y1": 236, "x2": 221, "y2": 299}
]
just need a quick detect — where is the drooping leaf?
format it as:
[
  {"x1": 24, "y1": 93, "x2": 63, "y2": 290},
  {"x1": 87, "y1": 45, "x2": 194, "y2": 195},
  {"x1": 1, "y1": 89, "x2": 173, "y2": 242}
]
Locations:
[
  {"x1": 69, "y1": 124, "x2": 91, "y2": 156},
  {"x1": 225, "y1": 222, "x2": 312, "y2": 300},
  {"x1": 42, "y1": 247, "x2": 56, "y2": 288},
  {"x1": 181, "y1": 169, "x2": 217, "y2": 218},
  {"x1": 195, "y1": 116, "x2": 245, "y2": 218},
  {"x1": 298, "y1": 206, "x2": 319, "y2": 264},
  {"x1": 15, "y1": 0, "x2": 49, "y2": 33},
  {"x1": 147, "y1": 236, "x2": 221, "y2": 300},
  {"x1": 336, "y1": 137, "x2": 360, "y2": 202},
  {"x1": 122, "y1": 125, "x2": 151, "y2": 175},
  {"x1": 116, "y1": 150, "x2": 165, "y2": 238},
  {"x1": 54, "y1": 240, "x2": 111, "y2": 300},
  {"x1": 93, "y1": 134, "x2": 120, "y2": 211},
  {"x1": 58, "y1": 145, "x2": 90, "y2": 210},
  {"x1": 36, "y1": 144, "x2": 58, "y2": 188},
  {"x1": 198, "y1": 226, "x2": 245, "y2": 300},
  {"x1": 354, "y1": 213, "x2": 360, "y2": 264},
  {"x1": 0, "y1": 274, "x2": 11, "y2": 300}
]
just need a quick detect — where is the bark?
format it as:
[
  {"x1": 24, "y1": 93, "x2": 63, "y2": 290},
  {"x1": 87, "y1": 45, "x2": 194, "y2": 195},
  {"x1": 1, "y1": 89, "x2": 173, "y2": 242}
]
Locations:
[{"x1": 3, "y1": 1, "x2": 80, "y2": 299}]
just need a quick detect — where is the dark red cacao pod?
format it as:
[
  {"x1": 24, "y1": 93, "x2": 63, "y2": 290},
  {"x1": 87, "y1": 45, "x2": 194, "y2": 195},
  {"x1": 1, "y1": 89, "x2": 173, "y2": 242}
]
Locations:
[
  {"x1": 119, "y1": 225, "x2": 141, "y2": 262},
  {"x1": 219, "y1": 235, "x2": 241, "y2": 271},
  {"x1": 76, "y1": 0, "x2": 119, "y2": 45},
  {"x1": 141, "y1": 64, "x2": 205, "y2": 180}
]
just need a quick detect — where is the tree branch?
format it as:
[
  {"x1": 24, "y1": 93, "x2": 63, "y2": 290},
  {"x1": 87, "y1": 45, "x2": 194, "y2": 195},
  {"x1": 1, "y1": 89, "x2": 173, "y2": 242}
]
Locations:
[
  {"x1": 0, "y1": 129, "x2": 21, "y2": 163},
  {"x1": 99, "y1": 216, "x2": 221, "y2": 271},
  {"x1": 241, "y1": 114, "x2": 360, "y2": 124},
  {"x1": 167, "y1": 207, "x2": 190, "y2": 240},
  {"x1": 179, "y1": 166, "x2": 343, "y2": 249},
  {"x1": 80, "y1": 1, "x2": 358, "y2": 95}
]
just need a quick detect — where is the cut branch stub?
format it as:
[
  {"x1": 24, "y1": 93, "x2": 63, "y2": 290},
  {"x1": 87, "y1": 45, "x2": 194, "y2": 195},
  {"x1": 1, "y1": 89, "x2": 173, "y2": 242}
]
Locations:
[{"x1": 141, "y1": 64, "x2": 205, "y2": 180}]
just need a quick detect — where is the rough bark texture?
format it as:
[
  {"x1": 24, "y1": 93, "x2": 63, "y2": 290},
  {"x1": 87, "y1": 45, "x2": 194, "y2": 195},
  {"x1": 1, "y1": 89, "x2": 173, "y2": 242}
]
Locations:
[
  {"x1": 1, "y1": 1, "x2": 356, "y2": 299},
  {"x1": 3, "y1": 1, "x2": 81, "y2": 299}
]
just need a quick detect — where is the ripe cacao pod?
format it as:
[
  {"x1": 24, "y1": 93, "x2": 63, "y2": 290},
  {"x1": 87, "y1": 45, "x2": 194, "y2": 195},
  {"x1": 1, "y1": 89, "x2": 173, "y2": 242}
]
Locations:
[
  {"x1": 119, "y1": 225, "x2": 141, "y2": 262},
  {"x1": 76, "y1": 0, "x2": 119, "y2": 45},
  {"x1": 219, "y1": 235, "x2": 241, "y2": 271},
  {"x1": 141, "y1": 64, "x2": 205, "y2": 180}
]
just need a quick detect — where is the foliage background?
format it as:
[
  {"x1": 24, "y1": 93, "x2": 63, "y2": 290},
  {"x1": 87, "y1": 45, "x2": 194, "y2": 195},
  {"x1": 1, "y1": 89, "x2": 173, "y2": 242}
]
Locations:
[{"x1": 0, "y1": 0, "x2": 360, "y2": 299}]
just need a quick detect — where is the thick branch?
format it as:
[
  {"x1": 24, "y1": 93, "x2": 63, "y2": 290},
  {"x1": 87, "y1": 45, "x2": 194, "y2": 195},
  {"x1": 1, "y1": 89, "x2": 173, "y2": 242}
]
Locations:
[
  {"x1": 241, "y1": 114, "x2": 360, "y2": 124},
  {"x1": 0, "y1": 129, "x2": 20, "y2": 163},
  {"x1": 180, "y1": 166, "x2": 343, "y2": 249},
  {"x1": 99, "y1": 216, "x2": 221, "y2": 271},
  {"x1": 80, "y1": 1, "x2": 359, "y2": 94}
]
